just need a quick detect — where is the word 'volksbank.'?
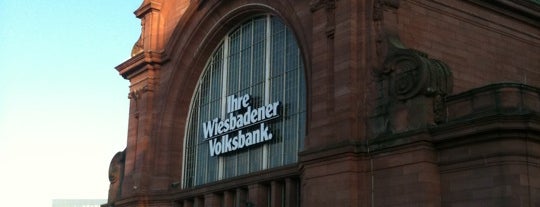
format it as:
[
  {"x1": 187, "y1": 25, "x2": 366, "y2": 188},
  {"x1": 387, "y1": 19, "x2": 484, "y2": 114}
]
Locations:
[{"x1": 202, "y1": 94, "x2": 280, "y2": 156}]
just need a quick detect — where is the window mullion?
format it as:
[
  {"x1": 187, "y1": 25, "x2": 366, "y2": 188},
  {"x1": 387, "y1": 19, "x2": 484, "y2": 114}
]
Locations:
[
  {"x1": 264, "y1": 16, "x2": 272, "y2": 105},
  {"x1": 281, "y1": 24, "x2": 287, "y2": 166},
  {"x1": 262, "y1": 15, "x2": 272, "y2": 170},
  {"x1": 217, "y1": 37, "x2": 231, "y2": 180},
  {"x1": 221, "y1": 37, "x2": 230, "y2": 118}
]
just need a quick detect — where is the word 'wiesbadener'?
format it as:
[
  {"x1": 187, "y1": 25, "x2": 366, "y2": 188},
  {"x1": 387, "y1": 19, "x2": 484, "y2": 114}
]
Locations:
[{"x1": 202, "y1": 94, "x2": 280, "y2": 156}]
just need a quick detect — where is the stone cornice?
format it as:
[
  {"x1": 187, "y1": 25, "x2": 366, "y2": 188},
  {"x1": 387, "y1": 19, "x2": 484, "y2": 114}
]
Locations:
[
  {"x1": 368, "y1": 83, "x2": 540, "y2": 153},
  {"x1": 116, "y1": 53, "x2": 144, "y2": 79},
  {"x1": 299, "y1": 140, "x2": 365, "y2": 164},
  {"x1": 467, "y1": 0, "x2": 540, "y2": 26},
  {"x1": 445, "y1": 82, "x2": 540, "y2": 102},
  {"x1": 444, "y1": 82, "x2": 540, "y2": 122},
  {"x1": 365, "y1": 111, "x2": 540, "y2": 156},
  {"x1": 115, "y1": 51, "x2": 163, "y2": 79},
  {"x1": 134, "y1": 0, "x2": 162, "y2": 18},
  {"x1": 432, "y1": 112, "x2": 540, "y2": 146}
]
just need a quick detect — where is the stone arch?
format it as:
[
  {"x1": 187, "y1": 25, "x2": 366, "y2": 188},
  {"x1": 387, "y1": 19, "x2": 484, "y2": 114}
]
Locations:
[{"x1": 154, "y1": 1, "x2": 312, "y2": 183}]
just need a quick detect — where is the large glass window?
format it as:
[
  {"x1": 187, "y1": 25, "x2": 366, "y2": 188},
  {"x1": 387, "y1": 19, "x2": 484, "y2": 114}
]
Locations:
[{"x1": 183, "y1": 15, "x2": 306, "y2": 188}]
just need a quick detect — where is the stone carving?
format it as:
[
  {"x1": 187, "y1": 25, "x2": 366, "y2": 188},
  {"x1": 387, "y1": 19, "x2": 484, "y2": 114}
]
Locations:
[
  {"x1": 128, "y1": 85, "x2": 152, "y2": 100},
  {"x1": 370, "y1": 36, "x2": 453, "y2": 135},
  {"x1": 131, "y1": 34, "x2": 143, "y2": 57},
  {"x1": 383, "y1": 49, "x2": 452, "y2": 101},
  {"x1": 108, "y1": 150, "x2": 126, "y2": 205}
]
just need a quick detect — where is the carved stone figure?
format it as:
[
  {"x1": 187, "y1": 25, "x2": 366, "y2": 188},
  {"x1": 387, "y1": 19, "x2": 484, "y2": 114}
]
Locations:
[{"x1": 108, "y1": 150, "x2": 126, "y2": 205}]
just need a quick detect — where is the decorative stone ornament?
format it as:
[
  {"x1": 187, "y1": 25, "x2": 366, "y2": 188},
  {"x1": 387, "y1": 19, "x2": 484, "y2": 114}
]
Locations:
[
  {"x1": 384, "y1": 48, "x2": 453, "y2": 101},
  {"x1": 371, "y1": 36, "x2": 453, "y2": 135},
  {"x1": 107, "y1": 150, "x2": 126, "y2": 206},
  {"x1": 369, "y1": 0, "x2": 453, "y2": 135}
]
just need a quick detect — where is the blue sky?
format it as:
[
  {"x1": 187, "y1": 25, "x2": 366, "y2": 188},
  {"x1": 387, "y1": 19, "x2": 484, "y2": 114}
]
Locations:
[{"x1": 0, "y1": 1, "x2": 141, "y2": 206}]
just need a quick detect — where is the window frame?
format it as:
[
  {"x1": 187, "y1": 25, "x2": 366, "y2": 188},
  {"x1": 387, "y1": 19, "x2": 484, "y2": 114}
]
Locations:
[{"x1": 182, "y1": 14, "x2": 306, "y2": 188}]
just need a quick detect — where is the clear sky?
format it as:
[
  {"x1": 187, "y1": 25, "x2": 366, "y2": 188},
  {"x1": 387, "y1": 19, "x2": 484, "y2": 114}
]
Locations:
[{"x1": 0, "y1": 1, "x2": 141, "y2": 206}]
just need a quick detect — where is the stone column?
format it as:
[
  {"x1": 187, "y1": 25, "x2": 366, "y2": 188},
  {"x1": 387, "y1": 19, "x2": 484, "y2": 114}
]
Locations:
[
  {"x1": 236, "y1": 188, "x2": 248, "y2": 207},
  {"x1": 248, "y1": 184, "x2": 268, "y2": 207},
  {"x1": 284, "y1": 178, "x2": 298, "y2": 207},
  {"x1": 223, "y1": 190, "x2": 235, "y2": 207},
  {"x1": 270, "y1": 181, "x2": 283, "y2": 207},
  {"x1": 183, "y1": 199, "x2": 193, "y2": 207}
]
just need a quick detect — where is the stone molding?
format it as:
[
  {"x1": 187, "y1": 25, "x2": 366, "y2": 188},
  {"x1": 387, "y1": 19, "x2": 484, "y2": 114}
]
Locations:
[
  {"x1": 467, "y1": 0, "x2": 540, "y2": 26},
  {"x1": 128, "y1": 85, "x2": 153, "y2": 100},
  {"x1": 369, "y1": 82, "x2": 540, "y2": 152},
  {"x1": 134, "y1": 0, "x2": 162, "y2": 18},
  {"x1": 444, "y1": 82, "x2": 540, "y2": 122}
]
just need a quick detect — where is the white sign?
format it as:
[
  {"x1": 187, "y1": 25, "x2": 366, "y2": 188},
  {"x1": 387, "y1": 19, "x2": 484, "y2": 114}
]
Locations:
[{"x1": 202, "y1": 94, "x2": 280, "y2": 156}]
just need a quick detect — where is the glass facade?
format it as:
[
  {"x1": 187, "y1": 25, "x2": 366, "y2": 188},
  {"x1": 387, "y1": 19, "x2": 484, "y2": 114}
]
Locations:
[{"x1": 183, "y1": 15, "x2": 306, "y2": 188}]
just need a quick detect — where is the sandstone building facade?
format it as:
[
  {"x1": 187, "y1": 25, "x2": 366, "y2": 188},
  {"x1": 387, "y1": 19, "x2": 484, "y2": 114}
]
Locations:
[{"x1": 105, "y1": 0, "x2": 540, "y2": 206}]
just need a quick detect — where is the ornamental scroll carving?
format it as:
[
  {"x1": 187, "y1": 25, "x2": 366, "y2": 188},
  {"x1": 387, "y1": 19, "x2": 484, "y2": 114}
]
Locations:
[
  {"x1": 372, "y1": 0, "x2": 452, "y2": 101},
  {"x1": 371, "y1": 37, "x2": 453, "y2": 135},
  {"x1": 383, "y1": 48, "x2": 452, "y2": 101}
]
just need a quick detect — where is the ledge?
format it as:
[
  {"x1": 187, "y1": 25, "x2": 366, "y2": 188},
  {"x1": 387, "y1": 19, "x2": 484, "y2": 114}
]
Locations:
[
  {"x1": 369, "y1": 83, "x2": 540, "y2": 153},
  {"x1": 115, "y1": 51, "x2": 164, "y2": 79},
  {"x1": 427, "y1": 83, "x2": 540, "y2": 148},
  {"x1": 113, "y1": 164, "x2": 300, "y2": 206},
  {"x1": 134, "y1": 0, "x2": 162, "y2": 18},
  {"x1": 444, "y1": 82, "x2": 540, "y2": 122},
  {"x1": 467, "y1": 0, "x2": 540, "y2": 26}
]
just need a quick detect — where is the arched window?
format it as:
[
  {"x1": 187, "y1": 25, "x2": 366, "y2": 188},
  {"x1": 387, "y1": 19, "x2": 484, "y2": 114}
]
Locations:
[{"x1": 183, "y1": 15, "x2": 306, "y2": 188}]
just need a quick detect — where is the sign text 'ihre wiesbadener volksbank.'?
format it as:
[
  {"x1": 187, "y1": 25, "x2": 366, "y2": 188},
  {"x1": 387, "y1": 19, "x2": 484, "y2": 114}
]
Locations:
[{"x1": 202, "y1": 94, "x2": 280, "y2": 156}]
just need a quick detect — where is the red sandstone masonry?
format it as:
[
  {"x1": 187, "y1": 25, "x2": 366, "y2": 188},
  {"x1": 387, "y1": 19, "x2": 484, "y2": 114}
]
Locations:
[
  {"x1": 371, "y1": 146, "x2": 441, "y2": 207},
  {"x1": 109, "y1": 0, "x2": 540, "y2": 207},
  {"x1": 397, "y1": 0, "x2": 540, "y2": 93}
]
